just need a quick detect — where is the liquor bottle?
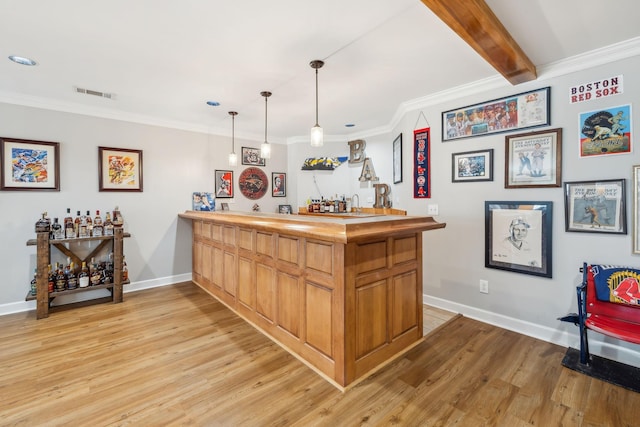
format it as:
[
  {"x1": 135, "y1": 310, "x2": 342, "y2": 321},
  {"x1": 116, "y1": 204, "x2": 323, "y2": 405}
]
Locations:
[
  {"x1": 90, "y1": 257, "x2": 101, "y2": 286},
  {"x1": 104, "y1": 252, "x2": 114, "y2": 284},
  {"x1": 51, "y1": 218, "x2": 64, "y2": 240},
  {"x1": 112, "y1": 206, "x2": 123, "y2": 228},
  {"x1": 47, "y1": 264, "x2": 55, "y2": 293},
  {"x1": 35, "y1": 212, "x2": 51, "y2": 233},
  {"x1": 66, "y1": 261, "x2": 78, "y2": 290},
  {"x1": 74, "y1": 210, "x2": 82, "y2": 237},
  {"x1": 78, "y1": 261, "x2": 90, "y2": 288},
  {"x1": 29, "y1": 268, "x2": 37, "y2": 296},
  {"x1": 79, "y1": 211, "x2": 88, "y2": 238},
  {"x1": 55, "y1": 262, "x2": 67, "y2": 292},
  {"x1": 85, "y1": 210, "x2": 93, "y2": 236},
  {"x1": 92, "y1": 210, "x2": 104, "y2": 237},
  {"x1": 103, "y1": 212, "x2": 114, "y2": 236},
  {"x1": 122, "y1": 255, "x2": 129, "y2": 282},
  {"x1": 64, "y1": 208, "x2": 75, "y2": 238}
]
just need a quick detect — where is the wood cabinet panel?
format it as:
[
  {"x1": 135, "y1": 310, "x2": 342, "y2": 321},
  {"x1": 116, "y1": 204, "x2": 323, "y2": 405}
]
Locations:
[
  {"x1": 256, "y1": 263, "x2": 276, "y2": 322},
  {"x1": 238, "y1": 257, "x2": 254, "y2": 308},
  {"x1": 238, "y1": 228, "x2": 253, "y2": 251},
  {"x1": 201, "y1": 243, "x2": 212, "y2": 284},
  {"x1": 256, "y1": 232, "x2": 273, "y2": 258},
  {"x1": 355, "y1": 279, "x2": 388, "y2": 359},
  {"x1": 277, "y1": 236, "x2": 299, "y2": 265},
  {"x1": 392, "y1": 271, "x2": 418, "y2": 338},
  {"x1": 305, "y1": 282, "x2": 333, "y2": 357},
  {"x1": 393, "y1": 235, "x2": 417, "y2": 265},
  {"x1": 223, "y1": 251, "x2": 236, "y2": 297},
  {"x1": 212, "y1": 247, "x2": 224, "y2": 289},
  {"x1": 306, "y1": 240, "x2": 333, "y2": 274},
  {"x1": 223, "y1": 226, "x2": 235, "y2": 246},
  {"x1": 202, "y1": 221, "x2": 212, "y2": 240},
  {"x1": 211, "y1": 224, "x2": 222, "y2": 242},
  {"x1": 277, "y1": 272, "x2": 301, "y2": 337},
  {"x1": 355, "y1": 240, "x2": 386, "y2": 274}
]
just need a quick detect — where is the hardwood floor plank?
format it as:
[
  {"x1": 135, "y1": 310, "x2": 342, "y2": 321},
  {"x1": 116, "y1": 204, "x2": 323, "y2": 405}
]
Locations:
[{"x1": 1, "y1": 282, "x2": 639, "y2": 426}]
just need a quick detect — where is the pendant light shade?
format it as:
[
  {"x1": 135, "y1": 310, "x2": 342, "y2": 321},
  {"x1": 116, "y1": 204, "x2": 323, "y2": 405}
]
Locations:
[
  {"x1": 260, "y1": 91, "x2": 272, "y2": 159},
  {"x1": 228, "y1": 111, "x2": 238, "y2": 167},
  {"x1": 310, "y1": 59, "x2": 324, "y2": 148}
]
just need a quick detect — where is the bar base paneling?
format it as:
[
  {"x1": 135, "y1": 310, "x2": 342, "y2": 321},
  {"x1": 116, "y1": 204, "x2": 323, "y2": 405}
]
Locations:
[{"x1": 179, "y1": 211, "x2": 445, "y2": 389}]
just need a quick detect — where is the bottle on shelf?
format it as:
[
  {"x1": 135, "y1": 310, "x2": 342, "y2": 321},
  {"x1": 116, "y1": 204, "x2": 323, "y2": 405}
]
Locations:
[
  {"x1": 51, "y1": 218, "x2": 64, "y2": 240},
  {"x1": 103, "y1": 212, "x2": 114, "y2": 236},
  {"x1": 79, "y1": 211, "x2": 89, "y2": 238},
  {"x1": 85, "y1": 210, "x2": 93, "y2": 236},
  {"x1": 92, "y1": 210, "x2": 104, "y2": 237},
  {"x1": 112, "y1": 206, "x2": 124, "y2": 228},
  {"x1": 122, "y1": 255, "x2": 128, "y2": 282},
  {"x1": 105, "y1": 252, "x2": 114, "y2": 284},
  {"x1": 78, "y1": 261, "x2": 90, "y2": 288},
  {"x1": 90, "y1": 257, "x2": 101, "y2": 286},
  {"x1": 66, "y1": 260, "x2": 78, "y2": 290},
  {"x1": 55, "y1": 262, "x2": 67, "y2": 292},
  {"x1": 74, "y1": 210, "x2": 82, "y2": 237},
  {"x1": 29, "y1": 268, "x2": 37, "y2": 296},
  {"x1": 48, "y1": 264, "x2": 55, "y2": 293},
  {"x1": 64, "y1": 208, "x2": 75, "y2": 238},
  {"x1": 35, "y1": 212, "x2": 51, "y2": 234}
]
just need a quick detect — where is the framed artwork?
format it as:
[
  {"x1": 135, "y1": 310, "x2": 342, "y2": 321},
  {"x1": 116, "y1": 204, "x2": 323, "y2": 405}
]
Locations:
[
  {"x1": 579, "y1": 104, "x2": 632, "y2": 157},
  {"x1": 98, "y1": 147, "x2": 143, "y2": 192},
  {"x1": 505, "y1": 128, "x2": 562, "y2": 188},
  {"x1": 241, "y1": 146, "x2": 266, "y2": 166},
  {"x1": 452, "y1": 149, "x2": 493, "y2": 183},
  {"x1": 272, "y1": 172, "x2": 286, "y2": 197},
  {"x1": 393, "y1": 133, "x2": 403, "y2": 184},
  {"x1": 220, "y1": 202, "x2": 229, "y2": 211},
  {"x1": 564, "y1": 179, "x2": 626, "y2": 234},
  {"x1": 1, "y1": 137, "x2": 60, "y2": 191},
  {"x1": 239, "y1": 167, "x2": 268, "y2": 200},
  {"x1": 485, "y1": 201, "x2": 553, "y2": 278},
  {"x1": 192, "y1": 192, "x2": 215, "y2": 211},
  {"x1": 413, "y1": 127, "x2": 430, "y2": 198},
  {"x1": 635, "y1": 166, "x2": 640, "y2": 253},
  {"x1": 214, "y1": 170, "x2": 233, "y2": 198},
  {"x1": 442, "y1": 87, "x2": 551, "y2": 141},
  {"x1": 278, "y1": 204, "x2": 292, "y2": 214}
]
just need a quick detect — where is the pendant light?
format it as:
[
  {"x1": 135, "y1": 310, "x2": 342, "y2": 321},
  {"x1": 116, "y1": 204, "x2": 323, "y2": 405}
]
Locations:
[
  {"x1": 310, "y1": 59, "x2": 325, "y2": 147},
  {"x1": 260, "y1": 91, "x2": 272, "y2": 159},
  {"x1": 228, "y1": 111, "x2": 238, "y2": 167}
]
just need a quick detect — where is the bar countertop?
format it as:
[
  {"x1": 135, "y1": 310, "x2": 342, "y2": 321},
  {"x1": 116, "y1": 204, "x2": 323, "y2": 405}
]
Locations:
[{"x1": 179, "y1": 210, "x2": 446, "y2": 243}]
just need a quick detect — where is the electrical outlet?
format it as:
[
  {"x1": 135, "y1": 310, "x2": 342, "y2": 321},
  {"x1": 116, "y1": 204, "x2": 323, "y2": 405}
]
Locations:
[
  {"x1": 479, "y1": 279, "x2": 489, "y2": 294},
  {"x1": 427, "y1": 204, "x2": 439, "y2": 215}
]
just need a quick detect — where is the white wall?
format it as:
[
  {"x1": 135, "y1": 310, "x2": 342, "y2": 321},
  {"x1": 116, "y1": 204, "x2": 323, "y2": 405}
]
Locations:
[{"x1": 0, "y1": 105, "x2": 288, "y2": 310}]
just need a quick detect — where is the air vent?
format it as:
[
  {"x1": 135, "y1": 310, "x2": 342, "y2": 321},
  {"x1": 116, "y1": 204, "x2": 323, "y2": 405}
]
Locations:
[{"x1": 74, "y1": 86, "x2": 114, "y2": 99}]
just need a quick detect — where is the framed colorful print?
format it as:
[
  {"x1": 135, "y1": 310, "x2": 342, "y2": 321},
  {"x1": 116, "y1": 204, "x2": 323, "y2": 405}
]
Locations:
[
  {"x1": 579, "y1": 104, "x2": 632, "y2": 157},
  {"x1": 485, "y1": 201, "x2": 553, "y2": 278},
  {"x1": 505, "y1": 128, "x2": 562, "y2": 188},
  {"x1": 272, "y1": 172, "x2": 286, "y2": 197},
  {"x1": 98, "y1": 147, "x2": 143, "y2": 192},
  {"x1": 192, "y1": 192, "x2": 215, "y2": 211},
  {"x1": 393, "y1": 133, "x2": 403, "y2": 184},
  {"x1": 634, "y1": 166, "x2": 640, "y2": 253},
  {"x1": 214, "y1": 170, "x2": 233, "y2": 198},
  {"x1": 442, "y1": 87, "x2": 550, "y2": 141},
  {"x1": 278, "y1": 204, "x2": 292, "y2": 214},
  {"x1": 564, "y1": 179, "x2": 626, "y2": 234},
  {"x1": 241, "y1": 146, "x2": 266, "y2": 166},
  {"x1": 451, "y1": 149, "x2": 493, "y2": 183},
  {"x1": 239, "y1": 167, "x2": 268, "y2": 200},
  {"x1": 0, "y1": 137, "x2": 60, "y2": 191}
]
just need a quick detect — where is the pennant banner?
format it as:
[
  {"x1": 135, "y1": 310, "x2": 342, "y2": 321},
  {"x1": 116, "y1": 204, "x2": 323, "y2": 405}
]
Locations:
[{"x1": 413, "y1": 127, "x2": 430, "y2": 198}]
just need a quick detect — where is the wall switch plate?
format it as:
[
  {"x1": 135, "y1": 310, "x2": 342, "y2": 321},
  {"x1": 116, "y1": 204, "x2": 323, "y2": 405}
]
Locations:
[
  {"x1": 427, "y1": 204, "x2": 439, "y2": 215},
  {"x1": 479, "y1": 279, "x2": 489, "y2": 294}
]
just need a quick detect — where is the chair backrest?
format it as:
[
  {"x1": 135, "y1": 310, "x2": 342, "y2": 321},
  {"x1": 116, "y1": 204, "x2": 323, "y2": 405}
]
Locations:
[{"x1": 586, "y1": 264, "x2": 640, "y2": 321}]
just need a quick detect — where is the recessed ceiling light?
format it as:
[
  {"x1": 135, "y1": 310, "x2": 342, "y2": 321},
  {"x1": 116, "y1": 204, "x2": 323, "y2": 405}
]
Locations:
[
  {"x1": 206, "y1": 101, "x2": 220, "y2": 107},
  {"x1": 9, "y1": 55, "x2": 37, "y2": 66},
  {"x1": 345, "y1": 123, "x2": 356, "y2": 128}
]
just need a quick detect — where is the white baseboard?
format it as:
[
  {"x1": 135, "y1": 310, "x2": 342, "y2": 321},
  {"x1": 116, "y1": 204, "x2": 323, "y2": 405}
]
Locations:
[
  {"x1": 424, "y1": 294, "x2": 640, "y2": 368},
  {"x1": 0, "y1": 273, "x2": 192, "y2": 317}
]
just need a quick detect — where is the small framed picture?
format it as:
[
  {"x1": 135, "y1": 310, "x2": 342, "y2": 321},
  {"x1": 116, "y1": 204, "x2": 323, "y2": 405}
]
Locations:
[
  {"x1": 192, "y1": 192, "x2": 215, "y2": 211},
  {"x1": 485, "y1": 201, "x2": 553, "y2": 278},
  {"x1": 272, "y1": 172, "x2": 286, "y2": 197},
  {"x1": 220, "y1": 202, "x2": 229, "y2": 211},
  {"x1": 452, "y1": 149, "x2": 493, "y2": 183},
  {"x1": 634, "y1": 166, "x2": 640, "y2": 253},
  {"x1": 505, "y1": 128, "x2": 562, "y2": 188},
  {"x1": 214, "y1": 170, "x2": 233, "y2": 198},
  {"x1": 393, "y1": 133, "x2": 403, "y2": 184},
  {"x1": 98, "y1": 147, "x2": 143, "y2": 192},
  {"x1": 564, "y1": 179, "x2": 626, "y2": 234},
  {"x1": 278, "y1": 204, "x2": 292, "y2": 214},
  {"x1": 242, "y1": 146, "x2": 266, "y2": 166},
  {"x1": 579, "y1": 105, "x2": 632, "y2": 157},
  {"x1": 1, "y1": 137, "x2": 60, "y2": 191}
]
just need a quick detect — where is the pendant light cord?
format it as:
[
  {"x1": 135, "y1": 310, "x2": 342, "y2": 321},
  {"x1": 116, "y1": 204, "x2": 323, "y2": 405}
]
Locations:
[{"x1": 315, "y1": 68, "x2": 319, "y2": 126}]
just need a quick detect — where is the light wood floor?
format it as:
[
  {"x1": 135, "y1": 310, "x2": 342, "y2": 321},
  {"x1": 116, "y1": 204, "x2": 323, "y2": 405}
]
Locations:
[{"x1": 1, "y1": 282, "x2": 639, "y2": 426}]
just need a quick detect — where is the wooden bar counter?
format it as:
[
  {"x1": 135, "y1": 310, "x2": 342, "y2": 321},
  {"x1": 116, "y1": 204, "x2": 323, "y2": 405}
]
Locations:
[{"x1": 179, "y1": 210, "x2": 445, "y2": 390}]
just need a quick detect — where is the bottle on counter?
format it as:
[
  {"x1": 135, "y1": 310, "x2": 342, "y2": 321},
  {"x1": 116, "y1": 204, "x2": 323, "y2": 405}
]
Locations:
[{"x1": 78, "y1": 261, "x2": 90, "y2": 288}]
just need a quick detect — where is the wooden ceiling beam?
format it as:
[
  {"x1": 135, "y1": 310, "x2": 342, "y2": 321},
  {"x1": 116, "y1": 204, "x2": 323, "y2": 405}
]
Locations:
[{"x1": 420, "y1": 0, "x2": 537, "y2": 85}]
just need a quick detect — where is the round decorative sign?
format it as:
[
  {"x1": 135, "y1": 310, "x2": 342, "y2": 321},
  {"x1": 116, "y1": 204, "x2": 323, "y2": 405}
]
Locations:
[{"x1": 239, "y1": 167, "x2": 268, "y2": 200}]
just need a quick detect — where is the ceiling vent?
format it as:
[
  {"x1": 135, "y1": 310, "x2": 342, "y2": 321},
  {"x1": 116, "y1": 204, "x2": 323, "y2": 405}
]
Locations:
[{"x1": 74, "y1": 86, "x2": 114, "y2": 99}]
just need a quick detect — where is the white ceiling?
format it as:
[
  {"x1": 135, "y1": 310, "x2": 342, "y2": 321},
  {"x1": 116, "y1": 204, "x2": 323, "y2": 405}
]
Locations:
[{"x1": 1, "y1": 0, "x2": 640, "y2": 143}]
